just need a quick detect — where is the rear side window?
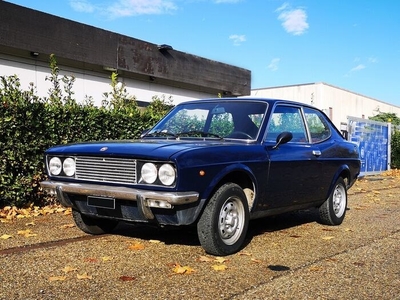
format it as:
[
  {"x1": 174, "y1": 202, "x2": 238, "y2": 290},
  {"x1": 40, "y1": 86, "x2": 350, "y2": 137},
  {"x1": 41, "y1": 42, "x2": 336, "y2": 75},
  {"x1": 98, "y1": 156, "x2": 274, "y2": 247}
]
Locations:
[
  {"x1": 266, "y1": 106, "x2": 308, "y2": 142},
  {"x1": 304, "y1": 108, "x2": 331, "y2": 143}
]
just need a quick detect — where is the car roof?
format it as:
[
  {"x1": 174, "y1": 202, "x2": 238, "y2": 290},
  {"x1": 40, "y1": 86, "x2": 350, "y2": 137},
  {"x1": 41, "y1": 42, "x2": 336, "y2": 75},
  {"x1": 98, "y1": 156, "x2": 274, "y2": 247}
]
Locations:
[{"x1": 179, "y1": 97, "x2": 317, "y2": 110}]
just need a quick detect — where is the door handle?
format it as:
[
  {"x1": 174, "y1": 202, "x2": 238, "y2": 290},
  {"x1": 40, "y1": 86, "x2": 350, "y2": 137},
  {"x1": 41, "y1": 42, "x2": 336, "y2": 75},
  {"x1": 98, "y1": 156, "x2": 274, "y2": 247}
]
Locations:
[{"x1": 312, "y1": 150, "x2": 322, "y2": 157}]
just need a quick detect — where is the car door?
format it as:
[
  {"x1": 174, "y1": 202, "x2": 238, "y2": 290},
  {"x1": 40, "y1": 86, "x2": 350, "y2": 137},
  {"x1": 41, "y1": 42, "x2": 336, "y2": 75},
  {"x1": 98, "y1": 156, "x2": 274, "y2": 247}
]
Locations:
[{"x1": 262, "y1": 105, "x2": 326, "y2": 209}]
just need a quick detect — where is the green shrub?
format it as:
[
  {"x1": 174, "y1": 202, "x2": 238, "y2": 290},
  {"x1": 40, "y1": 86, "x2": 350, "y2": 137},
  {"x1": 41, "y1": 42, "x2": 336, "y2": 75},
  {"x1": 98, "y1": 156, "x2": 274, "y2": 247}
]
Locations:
[
  {"x1": 391, "y1": 129, "x2": 400, "y2": 169},
  {"x1": 0, "y1": 57, "x2": 173, "y2": 208}
]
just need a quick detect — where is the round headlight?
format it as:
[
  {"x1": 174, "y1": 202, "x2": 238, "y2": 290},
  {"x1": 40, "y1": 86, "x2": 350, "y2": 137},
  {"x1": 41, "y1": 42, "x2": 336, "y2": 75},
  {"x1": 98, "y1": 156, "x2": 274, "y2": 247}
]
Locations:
[
  {"x1": 49, "y1": 157, "x2": 62, "y2": 176},
  {"x1": 158, "y1": 164, "x2": 176, "y2": 186},
  {"x1": 141, "y1": 163, "x2": 157, "y2": 184},
  {"x1": 63, "y1": 157, "x2": 76, "y2": 177}
]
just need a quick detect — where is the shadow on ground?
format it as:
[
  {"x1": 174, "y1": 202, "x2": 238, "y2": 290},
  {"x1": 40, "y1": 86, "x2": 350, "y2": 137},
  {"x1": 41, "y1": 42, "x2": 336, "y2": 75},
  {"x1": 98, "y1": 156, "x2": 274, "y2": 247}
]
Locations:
[{"x1": 110, "y1": 208, "x2": 322, "y2": 250}]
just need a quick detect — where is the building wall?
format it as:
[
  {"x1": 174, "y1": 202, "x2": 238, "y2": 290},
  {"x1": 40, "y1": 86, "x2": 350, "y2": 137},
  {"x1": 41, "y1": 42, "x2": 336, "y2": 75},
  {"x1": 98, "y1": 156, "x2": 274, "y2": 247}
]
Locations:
[
  {"x1": 1, "y1": 53, "x2": 213, "y2": 105},
  {"x1": 251, "y1": 82, "x2": 400, "y2": 130}
]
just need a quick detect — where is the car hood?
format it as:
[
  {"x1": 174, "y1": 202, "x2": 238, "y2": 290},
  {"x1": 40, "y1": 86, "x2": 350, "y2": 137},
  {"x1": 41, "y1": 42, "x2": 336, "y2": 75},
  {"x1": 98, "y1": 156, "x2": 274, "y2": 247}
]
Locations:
[{"x1": 45, "y1": 139, "x2": 240, "y2": 159}]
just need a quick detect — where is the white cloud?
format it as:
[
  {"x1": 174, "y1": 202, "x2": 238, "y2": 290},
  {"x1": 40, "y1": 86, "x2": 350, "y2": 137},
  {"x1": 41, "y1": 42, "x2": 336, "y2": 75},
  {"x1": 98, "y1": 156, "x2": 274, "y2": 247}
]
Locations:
[
  {"x1": 69, "y1": 0, "x2": 95, "y2": 13},
  {"x1": 276, "y1": 4, "x2": 309, "y2": 35},
  {"x1": 350, "y1": 64, "x2": 366, "y2": 72},
  {"x1": 229, "y1": 34, "x2": 246, "y2": 46},
  {"x1": 107, "y1": 0, "x2": 177, "y2": 17},
  {"x1": 368, "y1": 56, "x2": 378, "y2": 63},
  {"x1": 268, "y1": 58, "x2": 280, "y2": 71},
  {"x1": 275, "y1": 2, "x2": 289, "y2": 12}
]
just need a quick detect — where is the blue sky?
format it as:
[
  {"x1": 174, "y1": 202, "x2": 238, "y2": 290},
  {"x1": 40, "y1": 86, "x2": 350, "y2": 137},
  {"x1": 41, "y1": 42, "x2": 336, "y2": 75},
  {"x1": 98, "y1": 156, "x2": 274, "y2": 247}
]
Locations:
[{"x1": 6, "y1": 0, "x2": 400, "y2": 106}]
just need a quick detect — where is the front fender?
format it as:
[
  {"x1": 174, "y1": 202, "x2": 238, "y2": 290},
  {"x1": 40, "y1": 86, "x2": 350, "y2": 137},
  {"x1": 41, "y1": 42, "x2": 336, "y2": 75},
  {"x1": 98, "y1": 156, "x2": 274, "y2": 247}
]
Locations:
[{"x1": 199, "y1": 163, "x2": 258, "y2": 207}]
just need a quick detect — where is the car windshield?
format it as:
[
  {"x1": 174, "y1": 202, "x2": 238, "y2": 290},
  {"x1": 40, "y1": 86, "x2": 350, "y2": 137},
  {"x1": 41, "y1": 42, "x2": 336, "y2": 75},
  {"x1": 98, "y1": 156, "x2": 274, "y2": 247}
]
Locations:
[{"x1": 145, "y1": 101, "x2": 268, "y2": 140}]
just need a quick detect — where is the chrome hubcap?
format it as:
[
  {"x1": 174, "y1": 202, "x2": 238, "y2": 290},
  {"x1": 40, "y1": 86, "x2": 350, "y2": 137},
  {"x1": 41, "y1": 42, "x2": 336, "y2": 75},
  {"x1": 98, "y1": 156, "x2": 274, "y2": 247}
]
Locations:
[
  {"x1": 218, "y1": 197, "x2": 245, "y2": 245},
  {"x1": 333, "y1": 184, "x2": 346, "y2": 217}
]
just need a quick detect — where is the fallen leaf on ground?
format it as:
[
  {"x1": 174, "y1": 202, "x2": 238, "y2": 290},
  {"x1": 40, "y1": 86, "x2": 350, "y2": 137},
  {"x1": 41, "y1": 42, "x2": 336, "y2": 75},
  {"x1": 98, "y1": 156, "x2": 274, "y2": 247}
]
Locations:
[
  {"x1": 17, "y1": 229, "x2": 37, "y2": 237},
  {"x1": 309, "y1": 266, "x2": 323, "y2": 272},
  {"x1": 172, "y1": 264, "x2": 195, "y2": 274},
  {"x1": 60, "y1": 224, "x2": 75, "y2": 229},
  {"x1": 212, "y1": 264, "x2": 228, "y2": 271},
  {"x1": 0, "y1": 205, "x2": 70, "y2": 220},
  {"x1": 322, "y1": 236, "x2": 334, "y2": 240},
  {"x1": 77, "y1": 272, "x2": 93, "y2": 280},
  {"x1": 214, "y1": 257, "x2": 228, "y2": 264},
  {"x1": 119, "y1": 275, "x2": 136, "y2": 281},
  {"x1": 49, "y1": 276, "x2": 67, "y2": 282},
  {"x1": 102, "y1": 256, "x2": 113, "y2": 262},
  {"x1": 128, "y1": 242, "x2": 145, "y2": 250},
  {"x1": 149, "y1": 239, "x2": 161, "y2": 243},
  {"x1": 198, "y1": 256, "x2": 214, "y2": 262},
  {"x1": 25, "y1": 221, "x2": 36, "y2": 226},
  {"x1": 62, "y1": 266, "x2": 78, "y2": 273},
  {"x1": 1, "y1": 234, "x2": 13, "y2": 239}
]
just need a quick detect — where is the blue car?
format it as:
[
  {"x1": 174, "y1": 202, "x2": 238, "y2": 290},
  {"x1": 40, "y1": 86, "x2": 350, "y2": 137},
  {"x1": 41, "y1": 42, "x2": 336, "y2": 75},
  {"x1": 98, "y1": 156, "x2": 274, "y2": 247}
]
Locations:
[{"x1": 41, "y1": 98, "x2": 360, "y2": 255}]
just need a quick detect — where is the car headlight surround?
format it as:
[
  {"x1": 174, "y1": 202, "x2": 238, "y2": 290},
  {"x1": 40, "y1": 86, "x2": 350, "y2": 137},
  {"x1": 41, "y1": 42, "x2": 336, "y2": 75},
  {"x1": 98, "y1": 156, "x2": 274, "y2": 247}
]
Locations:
[
  {"x1": 63, "y1": 157, "x2": 76, "y2": 177},
  {"x1": 158, "y1": 164, "x2": 176, "y2": 186},
  {"x1": 49, "y1": 157, "x2": 62, "y2": 176},
  {"x1": 141, "y1": 163, "x2": 158, "y2": 184}
]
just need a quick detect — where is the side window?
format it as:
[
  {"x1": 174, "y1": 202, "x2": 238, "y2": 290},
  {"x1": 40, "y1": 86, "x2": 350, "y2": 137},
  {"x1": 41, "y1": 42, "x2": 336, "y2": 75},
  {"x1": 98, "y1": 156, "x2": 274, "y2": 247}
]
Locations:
[
  {"x1": 266, "y1": 106, "x2": 308, "y2": 142},
  {"x1": 304, "y1": 108, "x2": 331, "y2": 143}
]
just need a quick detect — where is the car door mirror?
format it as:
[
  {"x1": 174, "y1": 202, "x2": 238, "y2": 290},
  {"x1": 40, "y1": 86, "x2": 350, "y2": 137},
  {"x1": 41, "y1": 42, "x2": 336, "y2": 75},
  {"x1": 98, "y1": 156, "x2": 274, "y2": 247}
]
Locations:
[{"x1": 272, "y1": 131, "x2": 293, "y2": 149}]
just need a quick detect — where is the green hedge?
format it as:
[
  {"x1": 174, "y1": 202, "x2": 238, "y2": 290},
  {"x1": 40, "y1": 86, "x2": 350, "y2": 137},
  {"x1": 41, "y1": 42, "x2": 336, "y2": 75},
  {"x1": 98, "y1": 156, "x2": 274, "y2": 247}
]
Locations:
[
  {"x1": 0, "y1": 73, "x2": 172, "y2": 208},
  {"x1": 391, "y1": 130, "x2": 400, "y2": 169}
]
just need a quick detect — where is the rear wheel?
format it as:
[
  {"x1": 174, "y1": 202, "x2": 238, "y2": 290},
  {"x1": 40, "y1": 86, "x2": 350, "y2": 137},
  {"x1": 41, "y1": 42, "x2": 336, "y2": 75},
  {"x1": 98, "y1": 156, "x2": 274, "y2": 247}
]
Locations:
[
  {"x1": 319, "y1": 177, "x2": 347, "y2": 225},
  {"x1": 72, "y1": 209, "x2": 118, "y2": 235},
  {"x1": 197, "y1": 183, "x2": 249, "y2": 256}
]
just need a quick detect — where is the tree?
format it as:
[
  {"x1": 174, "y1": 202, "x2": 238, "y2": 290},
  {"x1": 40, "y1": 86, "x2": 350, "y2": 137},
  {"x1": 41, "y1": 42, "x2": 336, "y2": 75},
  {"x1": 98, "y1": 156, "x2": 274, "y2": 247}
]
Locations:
[{"x1": 369, "y1": 112, "x2": 400, "y2": 125}]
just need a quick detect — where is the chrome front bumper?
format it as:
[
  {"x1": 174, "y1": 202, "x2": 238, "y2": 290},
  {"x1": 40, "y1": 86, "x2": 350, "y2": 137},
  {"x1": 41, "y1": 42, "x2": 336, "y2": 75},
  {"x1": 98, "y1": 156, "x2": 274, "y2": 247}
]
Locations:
[{"x1": 40, "y1": 180, "x2": 199, "y2": 220}]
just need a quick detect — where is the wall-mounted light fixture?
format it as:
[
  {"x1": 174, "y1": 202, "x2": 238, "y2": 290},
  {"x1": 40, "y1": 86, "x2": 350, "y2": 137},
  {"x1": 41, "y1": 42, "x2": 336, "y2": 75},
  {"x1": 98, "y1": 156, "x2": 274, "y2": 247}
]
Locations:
[
  {"x1": 157, "y1": 44, "x2": 173, "y2": 51},
  {"x1": 30, "y1": 52, "x2": 39, "y2": 57},
  {"x1": 103, "y1": 66, "x2": 117, "y2": 72}
]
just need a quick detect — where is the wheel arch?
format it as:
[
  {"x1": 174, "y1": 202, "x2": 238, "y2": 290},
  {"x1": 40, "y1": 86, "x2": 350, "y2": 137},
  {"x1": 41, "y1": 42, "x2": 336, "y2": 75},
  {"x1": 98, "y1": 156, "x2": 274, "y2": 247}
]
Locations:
[
  {"x1": 329, "y1": 165, "x2": 351, "y2": 195},
  {"x1": 203, "y1": 164, "x2": 257, "y2": 212}
]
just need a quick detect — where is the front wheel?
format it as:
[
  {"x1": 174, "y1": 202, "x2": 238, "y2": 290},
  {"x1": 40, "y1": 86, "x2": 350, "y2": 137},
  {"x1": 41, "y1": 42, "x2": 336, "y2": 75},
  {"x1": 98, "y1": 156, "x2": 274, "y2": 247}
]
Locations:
[
  {"x1": 197, "y1": 183, "x2": 249, "y2": 256},
  {"x1": 319, "y1": 177, "x2": 347, "y2": 225},
  {"x1": 72, "y1": 210, "x2": 119, "y2": 235}
]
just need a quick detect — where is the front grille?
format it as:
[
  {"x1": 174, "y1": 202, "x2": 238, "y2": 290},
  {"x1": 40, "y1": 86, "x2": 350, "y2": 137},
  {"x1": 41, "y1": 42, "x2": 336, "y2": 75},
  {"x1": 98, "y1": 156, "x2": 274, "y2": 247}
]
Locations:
[{"x1": 75, "y1": 156, "x2": 137, "y2": 184}]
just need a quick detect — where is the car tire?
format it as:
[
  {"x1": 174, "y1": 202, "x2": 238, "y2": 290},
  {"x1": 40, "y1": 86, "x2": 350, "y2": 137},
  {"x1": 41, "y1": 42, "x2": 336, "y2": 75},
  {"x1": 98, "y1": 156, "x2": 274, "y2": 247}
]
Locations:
[
  {"x1": 319, "y1": 177, "x2": 347, "y2": 225},
  {"x1": 72, "y1": 209, "x2": 118, "y2": 235},
  {"x1": 197, "y1": 183, "x2": 249, "y2": 256}
]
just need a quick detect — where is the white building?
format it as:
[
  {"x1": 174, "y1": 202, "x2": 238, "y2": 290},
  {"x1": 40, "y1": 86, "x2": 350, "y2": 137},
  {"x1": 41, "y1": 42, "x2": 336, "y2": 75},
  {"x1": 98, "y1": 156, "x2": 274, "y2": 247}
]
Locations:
[{"x1": 251, "y1": 82, "x2": 400, "y2": 131}]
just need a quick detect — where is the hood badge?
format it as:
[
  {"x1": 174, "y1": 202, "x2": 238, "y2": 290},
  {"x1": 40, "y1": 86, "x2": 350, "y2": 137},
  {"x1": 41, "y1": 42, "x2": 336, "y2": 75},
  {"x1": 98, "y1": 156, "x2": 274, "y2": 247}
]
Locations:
[{"x1": 100, "y1": 147, "x2": 108, "y2": 152}]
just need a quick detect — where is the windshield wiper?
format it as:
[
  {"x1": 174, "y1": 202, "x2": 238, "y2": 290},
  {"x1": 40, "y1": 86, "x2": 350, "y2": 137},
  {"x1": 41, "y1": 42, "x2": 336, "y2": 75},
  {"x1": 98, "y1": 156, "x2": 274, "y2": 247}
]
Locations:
[
  {"x1": 176, "y1": 130, "x2": 224, "y2": 139},
  {"x1": 143, "y1": 130, "x2": 177, "y2": 138}
]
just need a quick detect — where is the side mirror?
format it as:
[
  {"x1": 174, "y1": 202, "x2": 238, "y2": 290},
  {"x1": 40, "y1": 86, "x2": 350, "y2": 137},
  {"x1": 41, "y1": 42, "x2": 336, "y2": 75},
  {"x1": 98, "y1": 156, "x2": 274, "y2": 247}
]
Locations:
[{"x1": 272, "y1": 131, "x2": 293, "y2": 149}]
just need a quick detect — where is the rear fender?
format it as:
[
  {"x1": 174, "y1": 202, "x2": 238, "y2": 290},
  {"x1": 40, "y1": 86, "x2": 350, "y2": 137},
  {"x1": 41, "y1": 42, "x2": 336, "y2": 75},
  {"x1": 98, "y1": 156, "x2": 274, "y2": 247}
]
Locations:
[{"x1": 327, "y1": 165, "x2": 351, "y2": 197}]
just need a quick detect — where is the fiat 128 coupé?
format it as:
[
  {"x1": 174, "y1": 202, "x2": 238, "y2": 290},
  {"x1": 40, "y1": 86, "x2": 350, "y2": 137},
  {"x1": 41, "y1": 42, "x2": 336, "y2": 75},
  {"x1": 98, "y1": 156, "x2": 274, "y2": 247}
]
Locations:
[{"x1": 41, "y1": 98, "x2": 360, "y2": 255}]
